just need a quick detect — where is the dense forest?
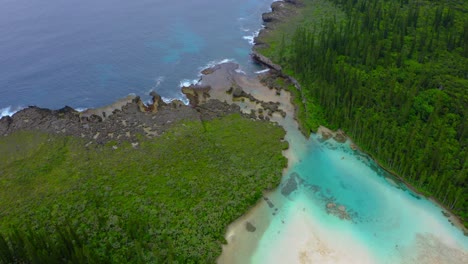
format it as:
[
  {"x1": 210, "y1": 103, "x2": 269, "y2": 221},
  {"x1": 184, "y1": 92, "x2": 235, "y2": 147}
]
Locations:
[
  {"x1": 0, "y1": 114, "x2": 287, "y2": 263},
  {"x1": 261, "y1": 0, "x2": 467, "y2": 225}
]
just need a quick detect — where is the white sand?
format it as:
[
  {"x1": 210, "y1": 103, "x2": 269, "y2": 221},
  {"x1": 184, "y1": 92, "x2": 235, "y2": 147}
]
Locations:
[
  {"x1": 252, "y1": 198, "x2": 378, "y2": 264},
  {"x1": 213, "y1": 63, "x2": 468, "y2": 264}
]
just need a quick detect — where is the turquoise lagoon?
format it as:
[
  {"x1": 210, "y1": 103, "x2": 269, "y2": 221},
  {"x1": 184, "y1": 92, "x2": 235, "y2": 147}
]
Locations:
[
  {"x1": 215, "y1": 62, "x2": 467, "y2": 263},
  {"x1": 248, "y1": 133, "x2": 468, "y2": 263}
]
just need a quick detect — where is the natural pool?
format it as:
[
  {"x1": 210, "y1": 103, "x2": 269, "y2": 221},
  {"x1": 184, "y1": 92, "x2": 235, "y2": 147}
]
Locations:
[
  {"x1": 215, "y1": 66, "x2": 468, "y2": 264},
  {"x1": 251, "y1": 134, "x2": 467, "y2": 263}
]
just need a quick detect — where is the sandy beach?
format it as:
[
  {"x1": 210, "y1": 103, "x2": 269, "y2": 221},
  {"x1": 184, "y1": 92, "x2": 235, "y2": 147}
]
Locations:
[{"x1": 198, "y1": 62, "x2": 468, "y2": 264}]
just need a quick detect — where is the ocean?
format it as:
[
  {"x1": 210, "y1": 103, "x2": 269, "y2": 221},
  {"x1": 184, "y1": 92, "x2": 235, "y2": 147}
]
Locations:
[{"x1": 0, "y1": 0, "x2": 271, "y2": 114}]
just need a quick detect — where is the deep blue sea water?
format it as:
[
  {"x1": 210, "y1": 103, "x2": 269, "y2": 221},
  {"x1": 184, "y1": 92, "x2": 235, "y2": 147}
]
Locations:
[{"x1": 0, "y1": 0, "x2": 272, "y2": 114}]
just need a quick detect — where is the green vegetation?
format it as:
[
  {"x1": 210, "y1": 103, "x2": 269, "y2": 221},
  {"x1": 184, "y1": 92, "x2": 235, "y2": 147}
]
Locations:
[
  {"x1": 257, "y1": 0, "x2": 468, "y2": 226},
  {"x1": 0, "y1": 114, "x2": 287, "y2": 263}
]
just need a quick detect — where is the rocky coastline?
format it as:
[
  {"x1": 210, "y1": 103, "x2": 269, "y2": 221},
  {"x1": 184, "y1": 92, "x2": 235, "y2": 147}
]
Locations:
[
  {"x1": 0, "y1": 62, "x2": 291, "y2": 147},
  {"x1": 0, "y1": 91, "x2": 242, "y2": 145},
  {"x1": 250, "y1": 0, "x2": 311, "y2": 135},
  {"x1": 0, "y1": 0, "x2": 307, "y2": 148}
]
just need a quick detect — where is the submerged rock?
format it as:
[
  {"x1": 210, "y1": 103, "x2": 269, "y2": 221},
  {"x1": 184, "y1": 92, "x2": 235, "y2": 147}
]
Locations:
[
  {"x1": 325, "y1": 202, "x2": 352, "y2": 221},
  {"x1": 281, "y1": 174, "x2": 298, "y2": 196},
  {"x1": 281, "y1": 172, "x2": 305, "y2": 196}
]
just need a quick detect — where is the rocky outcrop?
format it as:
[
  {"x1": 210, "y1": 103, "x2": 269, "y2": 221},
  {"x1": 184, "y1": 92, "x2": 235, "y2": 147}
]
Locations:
[
  {"x1": 201, "y1": 65, "x2": 221, "y2": 75},
  {"x1": 181, "y1": 85, "x2": 211, "y2": 106},
  {"x1": 0, "y1": 92, "x2": 241, "y2": 144},
  {"x1": 253, "y1": 0, "x2": 304, "y2": 49},
  {"x1": 226, "y1": 83, "x2": 244, "y2": 98},
  {"x1": 251, "y1": 51, "x2": 282, "y2": 73},
  {"x1": 258, "y1": 1, "x2": 303, "y2": 31},
  {"x1": 317, "y1": 126, "x2": 349, "y2": 144},
  {"x1": 135, "y1": 91, "x2": 168, "y2": 113}
]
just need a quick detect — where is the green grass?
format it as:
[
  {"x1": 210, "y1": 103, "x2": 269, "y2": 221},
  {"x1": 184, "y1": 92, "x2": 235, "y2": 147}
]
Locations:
[{"x1": 0, "y1": 114, "x2": 287, "y2": 263}]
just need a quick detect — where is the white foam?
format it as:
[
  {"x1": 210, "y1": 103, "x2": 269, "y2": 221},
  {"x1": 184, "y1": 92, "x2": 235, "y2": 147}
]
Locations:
[
  {"x1": 243, "y1": 30, "x2": 260, "y2": 45},
  {"x1": 179, "y1": 78, "x2": 200, "y2": 87},
  {"x1": 74, "y1": 107, "x2": 88, "y2": 112},
  {"x1": 235, "y1": 69, "x2": 247, "y2": 75},
  {"x1": 255, "y1": 68, "x2": 270, "y2": 74},
  {"x1": 198, "y1": 58, "x2": 236, "y2": 74},
  {"x1": 0, "y1": 106, "x2": 24, "y2": 118},
  {"x1": 240, "y1": 26, "x2": 250, "y2": 32},
  {"x1": 162, "y1": 96, "x2": 189, "y2": 105}
]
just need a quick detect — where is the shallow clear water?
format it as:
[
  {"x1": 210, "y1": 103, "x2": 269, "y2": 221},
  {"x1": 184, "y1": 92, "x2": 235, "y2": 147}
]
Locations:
[
  {"x1": 0, "y1": 0, "x2": 272, "y2": 113},
  {"x1": 251, "y1": 135, "x2": 468, "y2": 263}
]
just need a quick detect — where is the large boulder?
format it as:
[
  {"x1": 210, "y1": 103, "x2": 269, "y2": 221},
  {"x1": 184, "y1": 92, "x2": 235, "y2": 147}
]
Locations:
[{"x1": 181, "y1": 85, "x2": 211, "y2": 106}]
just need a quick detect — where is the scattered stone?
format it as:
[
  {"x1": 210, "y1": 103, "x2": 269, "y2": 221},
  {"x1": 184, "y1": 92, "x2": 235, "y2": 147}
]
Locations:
[{"x1": 264, "y1": 197, "x2": 274, "y2": 208}]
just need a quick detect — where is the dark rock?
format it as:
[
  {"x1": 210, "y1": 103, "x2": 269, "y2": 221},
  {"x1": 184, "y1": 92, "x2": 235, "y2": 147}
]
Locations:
[
  {"x1": 201, "y1": 65, "x2": 221, "y2": 75},
  {"x1": 181, "y1": 85, "x2": 211, "y2": 106},
  {"x1": 262, "y1": 12, "x2": 276, "y2": 23},
  {"x1": 88, "y1": 114, "x2": 103, "y2": 123},
  {"x1": 232, "y1": 86, "x2": 244, "y2": 98},
  {"x1": 281, "y1": 172, "x2": 299, "y2": 196},
  {"x1": 169, "y1": 99, "x2": 185, "y2": 109},
  {"x1": 264, "y1": 197, "x2": 275, "y2": 208},
  {"x1": 0, "y1": 92, "x2": 241, "y2": 145},
  {"x1": 0, "y1": 116, "x2": 13, "y2": 135},
  {"x1": 246, "y1": 222, "x2": 256, "y2": 232},
  {"x1": 251, "y1": 51, "x2": 282, "y2": 73}
]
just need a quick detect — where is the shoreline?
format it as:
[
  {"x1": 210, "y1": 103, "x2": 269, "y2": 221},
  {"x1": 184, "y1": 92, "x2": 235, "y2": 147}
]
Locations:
[
  {"x1": 315, "y1": 126, "x2": 468, "y2": 235},
  {"x1": 249, "y1": 0, "x2": 467, "y2": 235}
]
